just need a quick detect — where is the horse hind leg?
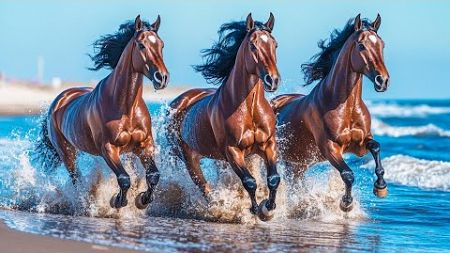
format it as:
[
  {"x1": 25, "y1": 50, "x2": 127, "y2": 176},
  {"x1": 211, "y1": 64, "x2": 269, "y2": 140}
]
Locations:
[
  {"x1": 181, "y1": 142, "x2": 211, "y2": 199},
  {"x1": 61, "y1": 148, "x2": 79, "y2": 185},
  {"x1": 48, "y1": 125, "x2": 80, "y2": 185}
]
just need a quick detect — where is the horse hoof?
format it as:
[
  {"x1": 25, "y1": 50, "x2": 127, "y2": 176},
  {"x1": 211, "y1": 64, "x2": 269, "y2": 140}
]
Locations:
[
  {"x1": 373, "y1": 186, "x2": 388, "y2": 198},
  {"x1": 110, "y1": 194, "x2": 127, "y2": 209},
  {"x1": 339, "y1": 199, "x2": 353, "y2": 212},
  {"x1": 135, "y1": 192, "x2": 150, "y2": 210},
  {"x1": 257, "y1": 199, "x2": 274, "y2": 221},
  {"x1": 110, "y1": 194, "x2": 120, "y2": 209}
]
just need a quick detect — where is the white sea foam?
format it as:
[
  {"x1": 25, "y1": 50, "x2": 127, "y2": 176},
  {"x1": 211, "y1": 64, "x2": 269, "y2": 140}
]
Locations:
[
  {"x1": 367, "y1": 102, "x2": 450, "y2": 117},
  {"x1": 363, "y1": 155, "x2": 450, "y2": 191},
  {"x1": 372, "y1": 118, "x2": 450, "y2": 137}
]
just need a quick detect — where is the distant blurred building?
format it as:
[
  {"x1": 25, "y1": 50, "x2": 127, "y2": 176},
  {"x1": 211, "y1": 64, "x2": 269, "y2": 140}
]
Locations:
[{"x1": 37, "y1": 56, "x2": 44, "y2": 84}]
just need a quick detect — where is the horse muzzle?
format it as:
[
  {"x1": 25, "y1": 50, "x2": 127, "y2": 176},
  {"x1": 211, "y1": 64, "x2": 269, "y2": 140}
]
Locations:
[
  {"x1": 263, "y1": 74, "x2": 280, "y2": 92},
  {"x1": 374, "y1": 74, "x2": 389, "y2": 92},
  {"x1": 151, "y1": 71, "x2": 169, "y2": 90}
]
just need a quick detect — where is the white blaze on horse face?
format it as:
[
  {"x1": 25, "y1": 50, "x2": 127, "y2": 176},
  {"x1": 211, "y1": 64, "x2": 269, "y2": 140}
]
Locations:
[
  {"x1": 260, "y1": 34, "x2": 269, "y2": 43},
  {"x1": 148, "y1": 35, "x2": 157, "y2": 43},
  {"x1": 369, "y1": 35, "x2": 378, "y2": 44}
]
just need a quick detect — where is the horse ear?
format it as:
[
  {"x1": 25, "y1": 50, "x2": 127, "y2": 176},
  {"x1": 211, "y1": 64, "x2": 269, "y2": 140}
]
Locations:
[
  {"x1": 135, "y1": 15, "x2": 143, "y2": 32},
  {"x1": 151, "y1": 15, "x2": 161, "y2": 32},
  {"x1": 354, "y1": 13, "x2": 362, "y2": 31},
  {"x1": 372, "y1": 14, "x2": 381, "y2": 32},
  {"x1": 246, "y1": 13, "x2": 254, "y2": 31},
  {"x1": 265, "y1": 12, "x2": 275, "y2": 32}
]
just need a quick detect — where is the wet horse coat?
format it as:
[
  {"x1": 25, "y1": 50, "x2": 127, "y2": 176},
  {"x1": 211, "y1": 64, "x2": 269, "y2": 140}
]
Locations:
[
  {"x1": 169, "y1": 14, "x2": 281, "y2": 220},
  {"x1": 37, "y1": 16, "x2": 169, "y2": 209},
  {"x1": 272, "y1": 14, "x2": 390, "y2": 211}
]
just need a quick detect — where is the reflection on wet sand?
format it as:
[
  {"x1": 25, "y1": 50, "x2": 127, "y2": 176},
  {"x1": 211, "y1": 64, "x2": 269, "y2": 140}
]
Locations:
[{"x1": 1, "y1": 209, "x2": 370, "y2": 252}]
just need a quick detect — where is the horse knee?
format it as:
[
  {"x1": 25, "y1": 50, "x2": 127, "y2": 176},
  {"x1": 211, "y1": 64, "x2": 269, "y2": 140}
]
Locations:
[
  {"x1": 146, "y1": 171, "x2": 160, "y2": 187},
  {"x1": 242, "y1": 176, "x2": 257, "y2": 193},
  {"x1": 117, "y1": 174, "x2": 131, "y2": 190},
  {"x1": 267, "y1": 173, "x2": 280, "y2": 190}
]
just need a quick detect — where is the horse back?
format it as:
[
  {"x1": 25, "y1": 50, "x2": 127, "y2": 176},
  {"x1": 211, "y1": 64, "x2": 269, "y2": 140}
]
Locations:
[
  {"x1": 49, "y1": 87, "x2": 93, "y2": 113},
  {"x1": 169, "y1": 88, "x2": 216, "y2": 112},
  {"x1": 271, "y1": 93, "x2": 305, "y2": 113}
]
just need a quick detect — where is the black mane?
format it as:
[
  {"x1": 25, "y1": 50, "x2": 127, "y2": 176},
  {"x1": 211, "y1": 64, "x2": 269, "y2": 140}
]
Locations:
[
  {"x1": 193, "y1": 20, "x2": 267, "y2": 85},
  {"x1": 301, "y1": 18, "x2": 373, "y2": 85},
  {"x1": 89, "y1": 20, "x2": 151, "y2": 71}
]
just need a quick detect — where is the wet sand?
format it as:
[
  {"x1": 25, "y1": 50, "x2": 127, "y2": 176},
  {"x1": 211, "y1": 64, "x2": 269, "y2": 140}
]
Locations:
[{"x1": 0, "y1": 219, "x2": 143, "y2": 253}]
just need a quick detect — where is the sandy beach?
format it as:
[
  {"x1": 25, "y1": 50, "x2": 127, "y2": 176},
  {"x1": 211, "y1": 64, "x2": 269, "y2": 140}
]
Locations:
[
  {"x1": 0, "y1": 81, "x2": 189, "y2": 115},
  {"x1": 0, "y1": 220, "x2": 143, "y2": 253}
]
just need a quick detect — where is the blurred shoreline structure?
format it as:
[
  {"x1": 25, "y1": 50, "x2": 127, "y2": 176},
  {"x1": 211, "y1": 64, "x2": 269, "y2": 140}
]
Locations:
[{"x1": 0, "y1": 77, "x2": 188, "y2": 116}]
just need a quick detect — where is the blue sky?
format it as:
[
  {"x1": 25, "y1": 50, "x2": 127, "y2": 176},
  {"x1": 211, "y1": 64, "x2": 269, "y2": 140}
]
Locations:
[{"x1": 0, "y1": 0, "x2": 449, "y2": 99}]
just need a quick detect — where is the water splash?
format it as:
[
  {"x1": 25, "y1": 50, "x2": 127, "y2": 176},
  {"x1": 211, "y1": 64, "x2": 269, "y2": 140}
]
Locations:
[{"x1": 0, "y1": 103, "x2": 366, "y2": 223}]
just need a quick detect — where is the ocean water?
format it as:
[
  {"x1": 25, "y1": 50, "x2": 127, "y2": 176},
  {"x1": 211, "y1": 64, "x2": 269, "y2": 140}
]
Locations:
[{"x1": 0, "y1": 100, "x2": 449, "y2": 252}]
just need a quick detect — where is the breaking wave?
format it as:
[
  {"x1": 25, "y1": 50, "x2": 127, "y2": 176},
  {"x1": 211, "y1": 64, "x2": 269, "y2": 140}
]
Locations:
[
  {"x1": 372, "y1": 118, "x2": 450, "y2": 138},
  {"x1": 367, "y1": 102, "x2": 450, "y2": 118},
  {"x1": 363, "y1": 155, "x2": 450, "y2": 191}
]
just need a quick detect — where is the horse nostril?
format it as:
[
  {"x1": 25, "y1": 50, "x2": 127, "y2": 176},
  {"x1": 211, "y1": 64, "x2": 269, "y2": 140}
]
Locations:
[
  {"x1": 264, "y1": 74, "x2": 273, "y2": 86},
  {"x1": 153, "y1": 71, "x2": 163, "y2": 83},
  {"x1": 375, "y1": 75, "x2": 384, "y2": 85}
]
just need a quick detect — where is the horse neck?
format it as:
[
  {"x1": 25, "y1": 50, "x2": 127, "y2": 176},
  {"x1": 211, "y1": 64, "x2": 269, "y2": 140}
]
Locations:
[
  {"x1": 105, "y1": 40, "x2": 144, "y2": 113},
  {"x1": 318, "y1": 42, "x2": 363, "y2": 108},
  {"x1": 218, "y1": 48, "x2": 264, "y2": 109}
]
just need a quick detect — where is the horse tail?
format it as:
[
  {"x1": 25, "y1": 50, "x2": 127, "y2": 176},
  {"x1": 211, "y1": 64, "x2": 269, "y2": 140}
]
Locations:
[{"x1": 34, "y1": 115, "x2": 62, "y2": 172}]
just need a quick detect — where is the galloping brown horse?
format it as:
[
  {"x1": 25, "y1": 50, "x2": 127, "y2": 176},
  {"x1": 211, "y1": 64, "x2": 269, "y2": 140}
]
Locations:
[
  {"x1": 168, "y1": 13, "x2": 281, "y2": 220},
  {"x1": 36, "y1": 15, "x2": 169, "y2": 209},
  {"x1": 272, "y1": 14, "x2": 390, "y2": 212}
]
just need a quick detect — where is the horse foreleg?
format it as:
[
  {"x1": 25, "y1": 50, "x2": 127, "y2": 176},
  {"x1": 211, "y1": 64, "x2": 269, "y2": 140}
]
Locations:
[
  {"x1": 135, "y1": 143, "x2": 160, "y2": 209},
  {"x1": 321, "y1": 141, "x2": 355, "y2": 212},
  {"x1": 102, "y1": 143, "x2": 130, "y2": 208},
  {"x1": 366, "y1": 139, "x2": 388, "y2": 198},
  {"x1": 261, "y1": 137, "x2": 280, "y2": 214},
  {"x1": 258, "y1": 137, "x2": 280, "y2": 221},
  {"x1": 225, "y1": 146, "x2": 258, "y2": 215}
]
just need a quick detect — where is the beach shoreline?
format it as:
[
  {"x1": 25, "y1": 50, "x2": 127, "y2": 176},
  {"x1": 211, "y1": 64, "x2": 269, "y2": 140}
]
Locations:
[
  {"x1": 0, "y1": 81, "x2": 189, "y2": 116},
  {"x1": 0, "y1": 218, "x2": 143, "y2": 253}
]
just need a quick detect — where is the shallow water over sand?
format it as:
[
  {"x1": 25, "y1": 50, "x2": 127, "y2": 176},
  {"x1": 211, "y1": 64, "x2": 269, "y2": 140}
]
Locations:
[{"x1": 0, "y1": 100, "x2": 450, "y2": 252}]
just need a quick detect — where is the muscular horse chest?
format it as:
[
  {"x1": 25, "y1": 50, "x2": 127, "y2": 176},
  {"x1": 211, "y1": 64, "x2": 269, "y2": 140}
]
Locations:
[{"x1": 112, "y1": 116, "x2": 147, "y2": 146}]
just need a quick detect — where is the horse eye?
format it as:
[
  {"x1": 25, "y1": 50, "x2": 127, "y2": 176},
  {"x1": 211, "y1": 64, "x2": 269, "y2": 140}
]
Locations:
[
  {"x1": 249, "y1": 42, "x2": 257, "y2": 51},
  {"x1": 358, "y1": 43, "x2": 365, "y2": 51},
  {"x1": 138, "y1": 43, "x2": 146, "y2": 50}
]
